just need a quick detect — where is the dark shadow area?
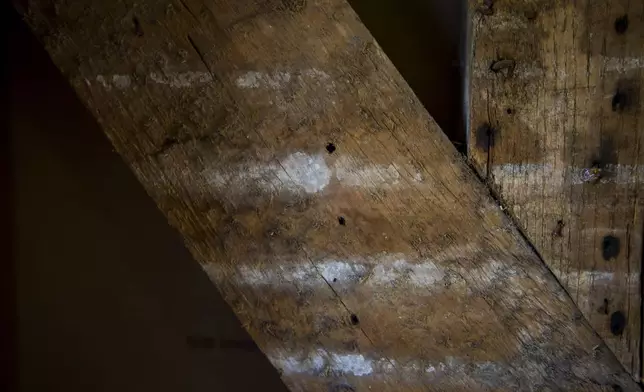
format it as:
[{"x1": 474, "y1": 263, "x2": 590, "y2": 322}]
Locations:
[
  {"x1": 349, "y1": 0, "x2": 466, "y2": 151},
  {"x1": 9, "y1": 9, "x2": 288, "y2": 392}
]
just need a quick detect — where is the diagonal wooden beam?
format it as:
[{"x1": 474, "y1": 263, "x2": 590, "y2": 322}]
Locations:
[
  {"x1": 468, "y1": 0, "x2": 643, "y2": 378},
  {"x1": 23, "y1": 0, "x2": 640, "y2": 390}
]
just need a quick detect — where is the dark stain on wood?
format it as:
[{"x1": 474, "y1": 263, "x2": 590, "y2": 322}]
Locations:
[
  {"x1": 490, "y1": 59, "x2": 516, "y2": 74},
  {"x1": 614, "y1": 15, "x2": 629, "y2": 35},
  {"x1": 612, "y1": 79, "x2": 640, "y2": 113},
  {"x1": 602, "y1": 236, "x2": 620, "y2": 261},
  {"x1": 475, "y1": 123, "x2": 496, "y2": 152},
  {"x1": 552, "y1": 220, "x2": 564, "y2": 238},
  {"x1": 599, "y1": 298, "x2": 610, "y2": 315},
  {"x1": 132, "y1": 16, "x2": 143, "y2": 37}
]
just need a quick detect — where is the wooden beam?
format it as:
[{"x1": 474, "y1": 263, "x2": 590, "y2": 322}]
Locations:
[
  {"x1": 24, "y1": 0, "x2": 639, "y2": 390},
  {"x1": 468, "y1": 0, "x2": 643, "y2": 378}
]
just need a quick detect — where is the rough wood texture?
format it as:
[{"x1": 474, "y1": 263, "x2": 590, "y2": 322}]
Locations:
[
  {"x1": 468, "y1": 0, "x2": 643, "y2": 378},
  {"x1": 25, "y1": 0, "x2": 639, "y2": 390}
]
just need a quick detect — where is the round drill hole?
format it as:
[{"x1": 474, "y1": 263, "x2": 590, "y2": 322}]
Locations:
[
  {"x1": 326, "y1": 143, "x2": 336, "y2": 154},
  {"x1": 350, "y1": 314, "x2": 360, "y2": 325},
  {"x1": 614, "y1": 15, "x2": 629, "y2": 34},
  {"x1": 338, "y1": 216, "x2": 346, "y2": 226},
  {"x1": 333, "y1": 278, "x2": 337, "y2": 282},
  {"x1": 610, "y1": 311, "x2": 626, "y2": 336}
]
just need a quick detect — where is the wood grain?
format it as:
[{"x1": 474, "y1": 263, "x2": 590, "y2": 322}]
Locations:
[
  {"x1": 468, "y1": 0, "x2": 644, "y2": 378},
  {"x1": 24, "y1": 0, "x2": 639, "y2": 390}
]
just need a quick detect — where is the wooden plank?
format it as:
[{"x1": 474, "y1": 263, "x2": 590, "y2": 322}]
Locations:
[
  {"x1": 468, "y1": 0, "x2": 643, "y2": 378},
  {"x1": 24, "y1": 0, "x2": 639, "y2": 390}
]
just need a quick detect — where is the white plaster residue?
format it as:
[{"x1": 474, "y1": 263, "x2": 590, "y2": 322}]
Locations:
[
  {"x1": 149, "y1": 71, "x2": 213, "y2": 87},
  {"x1": 94, "y1": 74, "x2": 132, "y2": 90},
  {"x1": 269, "y1": 349, "x2": 510, "y2": 384},
  {"x1": 95, "y1": 75, "x2": 110, "y2": 90},
  {"x1": 111, "y1": 74, "x2": 131, "y2": 89},
  {"x1": 231, "y1": 250, "x2": 522, "y2": 293},
  {"x1": 318, "y1": 261, "x2": 367, "y2": 283},
  {"x1": 336, "y1": 160, "x2": 401, "y2": 187},
  {"x1": 303, "y1": 68, "x2": 330, "y2": 80},
  {"x1": 334, "y1": 156, "x2": 426, "y2": 188},
  {"x1": 206, "y1": 152, "x2": 331, "y2": 195},
  {"x1": 369, "y1": 259, "x2": 445, "y2": 287},
  {"x1": 604, "y1": 56, "x2": 644, "y2": 73},
  {"x1": 235, "y1": 69, "x2": 331, "y2": 90},
  {"x1": 491, "y1": 163, "x2": 561, "y2": 187},
  {"x1": 551, "y1": 269, "x2": 639, "y2": 288},
  {"x1": 271, "y1": 350, "x2": 374, "y2": 376},
  {"x1": 235, "y1": 71, "x2": 291, "y2": 89},
  {"x1": 330, "y1": 353, "x2": 374, "y2": 376},
  {"x1": 236, "y1": 260, "x2": 367, "y2": 287},
  {"x1": 280, "y1": 152, "x2": 331, "y2": 193}
]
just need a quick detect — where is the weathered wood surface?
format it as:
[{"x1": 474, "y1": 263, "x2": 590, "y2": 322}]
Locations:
[
  {"x1": 468, "y1": 0, "x2": 643, "y2": 378},
  {"x1": 24, "y1": 0, "x2": 639, "y2": 390}
]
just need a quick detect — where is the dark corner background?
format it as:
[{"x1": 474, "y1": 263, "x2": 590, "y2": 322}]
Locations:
[{"x1": 5, "y1": 1, "x2": 465, "y2": 391}]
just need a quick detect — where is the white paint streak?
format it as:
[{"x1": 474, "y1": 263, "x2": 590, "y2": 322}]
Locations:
[
  {"x1": 369, "y1": 259, "x2": 445, "y2": 287},
  {"x1": 204, "y1": 153, "x2": 432, "y2": 197},
  {"x1": 236, "y1": 71, "x2": 291, "y2": 89},
  {"x1": 269, "y1": 349, "x2": 507, "y2": 382},
  {"x1": 149, "y1": 71, "x2": 213, "y2": 87},
  {"x1": 552, "y1": 269, "x2": 639, "y2": 288},
  {"x1": 491, "y1": 163, "x2": 644, "y2": 186},
  {"x1": 228, "y1": 248, "x2": 521, "y2": 294},
  {"x1": 94, "y1": 74, "x2": 131, "y2": 90},
  {"x1": 604, "y1": 56, "x2": 644, "y2": 73},
  {"x1": 334, "y1": 156, "x2": 425, "y2": 188},
  {"x1": 111, "y1": 75, "x2": 131, "y2": 89},
  {"x1": 235, "y1": 68, "x2": 331, "y2": 90},
  {"x1": 206, "y1": 152, "x2": 331, "y2": 195}
]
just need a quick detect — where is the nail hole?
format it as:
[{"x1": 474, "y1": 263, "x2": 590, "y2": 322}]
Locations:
[
  {"x1": 614, "y1": 15, "x2": 628, "y2": 34},
  {"x1": 610, "y1": 311, "x2": 626, "y2": 336},
  {"x1": 133, "y1": 16, "x2": 144, "y2": 36},
  {"x1": 326, "y1": 143, "x2": 336, "y2": 154},
  {"x1": 602, "y1": 235, "x2": 620, "y2": 260},
  {"x1": 506, "y1": 108, "x2": 514, "y2": 115},
  {"x1": 350, "y1": 314, "x2": 359, "y2": 325},
  {"x1": 333, "y1": 278, "x2": 337, "y2": 282},
  {"x1": 338, "y1": 216, "x2": 346, "y2": 226}
]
